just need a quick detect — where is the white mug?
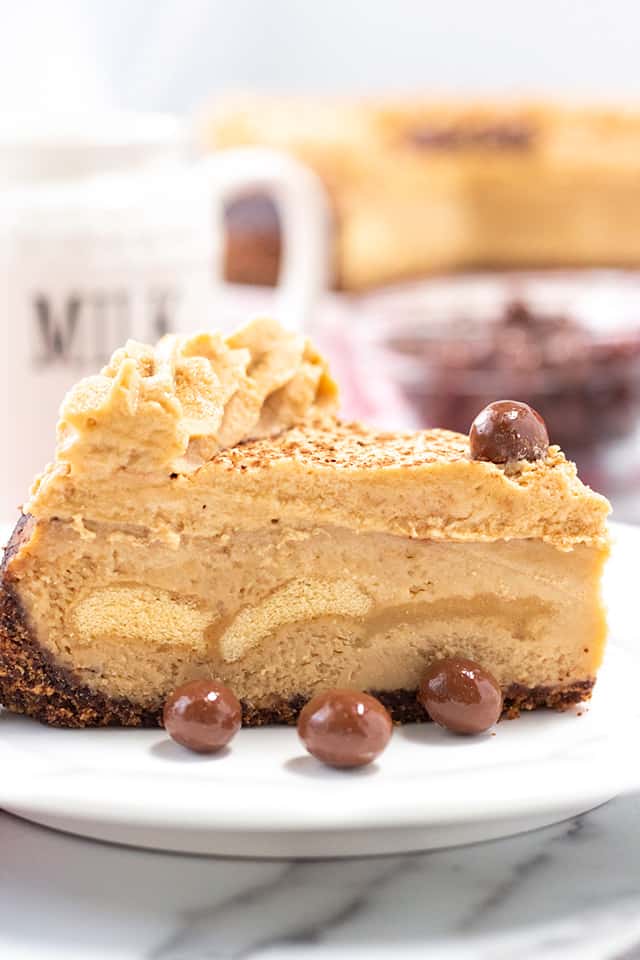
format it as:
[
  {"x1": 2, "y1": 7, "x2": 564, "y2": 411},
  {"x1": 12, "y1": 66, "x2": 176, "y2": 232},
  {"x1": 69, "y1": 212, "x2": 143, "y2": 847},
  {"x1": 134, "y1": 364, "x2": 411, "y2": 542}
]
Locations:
[{"x1": 0, "y1": 147, "x2": 331, "y2": 523}]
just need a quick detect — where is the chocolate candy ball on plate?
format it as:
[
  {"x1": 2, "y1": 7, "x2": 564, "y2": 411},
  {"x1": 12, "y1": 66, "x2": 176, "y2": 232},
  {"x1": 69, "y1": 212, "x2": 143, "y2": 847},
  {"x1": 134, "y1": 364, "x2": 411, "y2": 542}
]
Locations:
[
  {"x1": 164, "y1": 679, "x2": 242, "y2": 753},
  {"x1": 469, "y1": 400, "x2": 549, "y2": 463},
  {"x1": 298, "y1": 689, "x2": 393, "y2": 768},
  {"x1": 418, "y1": 658, "x2": 503, "y2": 735}
]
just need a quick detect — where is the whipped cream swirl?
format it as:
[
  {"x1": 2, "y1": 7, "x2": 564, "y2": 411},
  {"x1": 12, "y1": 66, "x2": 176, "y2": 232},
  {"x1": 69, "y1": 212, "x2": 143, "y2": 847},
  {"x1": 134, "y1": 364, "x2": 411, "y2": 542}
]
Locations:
[{"x1": 53, "y1": 318, "x2": 338, "y2": 476}]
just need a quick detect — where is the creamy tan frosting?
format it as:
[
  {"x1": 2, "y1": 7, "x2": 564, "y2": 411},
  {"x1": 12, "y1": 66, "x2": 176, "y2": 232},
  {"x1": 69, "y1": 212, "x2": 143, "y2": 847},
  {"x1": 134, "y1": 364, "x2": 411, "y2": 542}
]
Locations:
[
  {"x1": 51, "y1": 317, "x2": 338, "y2": 478},
  {"x1": 28, "y1": 419, "x2": 611, "y2": 551}
]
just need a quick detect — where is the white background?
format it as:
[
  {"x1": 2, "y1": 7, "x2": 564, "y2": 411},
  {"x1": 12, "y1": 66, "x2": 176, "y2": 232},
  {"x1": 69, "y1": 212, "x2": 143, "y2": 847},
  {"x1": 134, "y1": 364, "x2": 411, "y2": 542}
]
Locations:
[{"x1": 2, "y1": 0, "x2": 640, "y2": 114}]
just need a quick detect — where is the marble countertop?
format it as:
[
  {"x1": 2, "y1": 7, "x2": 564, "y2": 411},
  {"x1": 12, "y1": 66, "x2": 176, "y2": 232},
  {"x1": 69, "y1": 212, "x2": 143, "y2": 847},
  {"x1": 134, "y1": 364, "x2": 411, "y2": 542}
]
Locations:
[{"x1": 2, "y1": 792, "x2": 640, "y2": 960}]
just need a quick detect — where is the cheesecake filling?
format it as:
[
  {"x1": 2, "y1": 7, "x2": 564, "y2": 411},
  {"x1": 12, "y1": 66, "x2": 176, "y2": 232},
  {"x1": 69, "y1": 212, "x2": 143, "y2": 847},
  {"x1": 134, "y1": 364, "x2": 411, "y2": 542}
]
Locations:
[{"x1": 8, "y1": 519, "x2": 608, "y2": 709}]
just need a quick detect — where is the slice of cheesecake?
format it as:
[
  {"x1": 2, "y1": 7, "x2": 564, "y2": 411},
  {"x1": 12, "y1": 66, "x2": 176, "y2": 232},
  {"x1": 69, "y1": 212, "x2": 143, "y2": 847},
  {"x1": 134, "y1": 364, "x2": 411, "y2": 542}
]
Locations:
[{"x1": 0, "y1": 319, "x2": 610, "y2": 728}]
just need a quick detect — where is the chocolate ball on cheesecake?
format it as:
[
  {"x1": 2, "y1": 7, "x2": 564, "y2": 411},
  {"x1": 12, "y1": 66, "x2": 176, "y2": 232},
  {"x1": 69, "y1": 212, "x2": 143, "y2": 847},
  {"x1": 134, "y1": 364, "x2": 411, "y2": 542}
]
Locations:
[{"x1": 470, "y1": 400, "x2": 549, "y2": 463}]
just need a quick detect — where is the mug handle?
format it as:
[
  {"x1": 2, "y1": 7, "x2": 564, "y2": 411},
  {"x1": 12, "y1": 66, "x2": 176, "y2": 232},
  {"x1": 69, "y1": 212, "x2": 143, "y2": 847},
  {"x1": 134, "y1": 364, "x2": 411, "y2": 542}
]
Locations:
[{"x1": 194, "y1": 148, "x2": 332, "y2": 331}]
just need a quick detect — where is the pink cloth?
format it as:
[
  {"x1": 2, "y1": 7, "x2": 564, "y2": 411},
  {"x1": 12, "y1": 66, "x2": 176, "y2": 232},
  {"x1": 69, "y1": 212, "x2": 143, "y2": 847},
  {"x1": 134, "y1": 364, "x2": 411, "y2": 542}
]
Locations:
[{"x1": 317, "y1": 326, "x2": 414, "y2": 428}]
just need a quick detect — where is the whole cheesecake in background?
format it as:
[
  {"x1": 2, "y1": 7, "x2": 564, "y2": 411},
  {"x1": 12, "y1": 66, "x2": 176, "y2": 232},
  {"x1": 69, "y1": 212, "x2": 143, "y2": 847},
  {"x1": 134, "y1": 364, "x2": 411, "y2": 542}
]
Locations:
[
  {"x1": 0, "y1": 318, "x2": 610, "y2": 728},
  {"x1": 202, "y1": 96, "x2": 640, "y2": 290}
]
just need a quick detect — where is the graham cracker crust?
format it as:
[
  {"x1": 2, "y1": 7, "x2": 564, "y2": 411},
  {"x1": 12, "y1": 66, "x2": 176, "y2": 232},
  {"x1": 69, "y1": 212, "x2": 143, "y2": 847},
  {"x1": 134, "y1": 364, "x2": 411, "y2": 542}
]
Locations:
[{"x1": 0, "y1": 516, "x2": 595, "y2": 729}]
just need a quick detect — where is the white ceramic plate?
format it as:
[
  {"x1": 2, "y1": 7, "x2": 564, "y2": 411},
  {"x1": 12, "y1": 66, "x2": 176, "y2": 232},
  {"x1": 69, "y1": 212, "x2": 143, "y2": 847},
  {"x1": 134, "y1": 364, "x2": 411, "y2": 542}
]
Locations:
[{"x1": 0, "y1": 522, "x2": 639, "y2": 858}]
